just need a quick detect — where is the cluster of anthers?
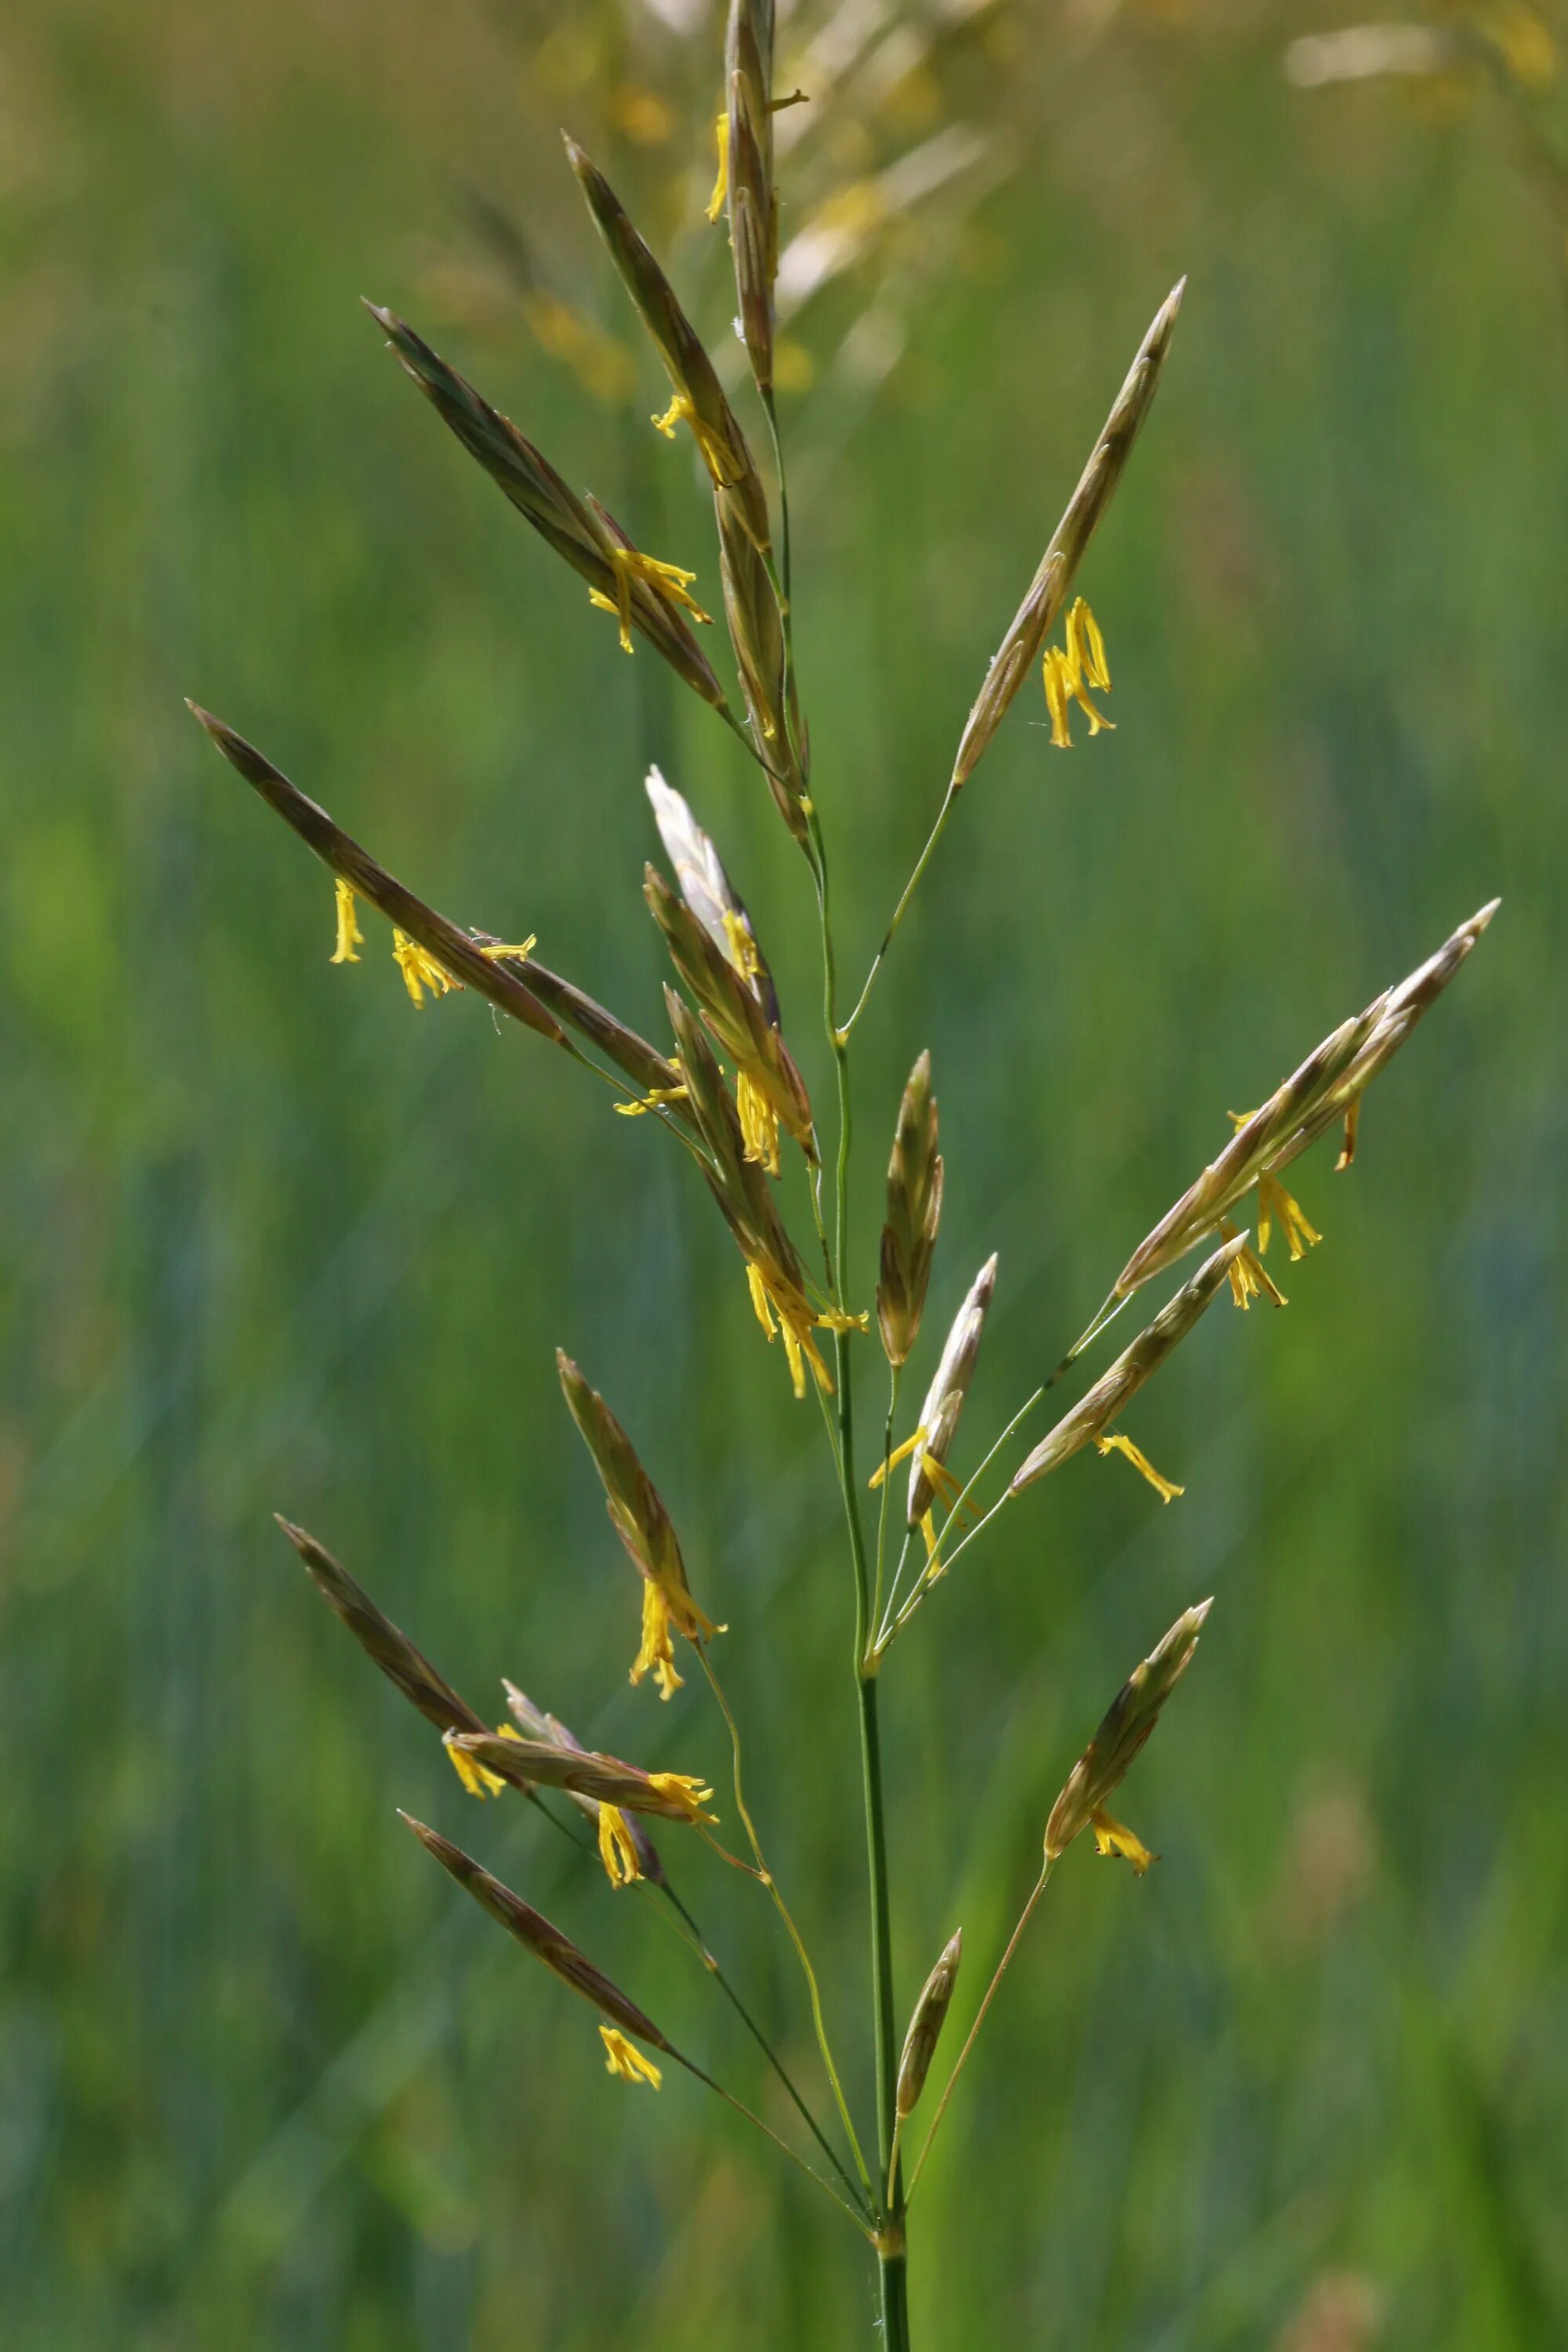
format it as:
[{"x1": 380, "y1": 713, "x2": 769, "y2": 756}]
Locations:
[{"x1": 330, "y1": 875, "x2": 535, "y2": 1010}]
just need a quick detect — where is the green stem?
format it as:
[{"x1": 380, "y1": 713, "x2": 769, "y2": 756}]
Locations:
[
  {"x1": 841, "y1": 778, "x2": 960, "y2": 1039},
  {"x1": 878, "y1": 2239, "x2": 911, "y2": 2343},
  {"x1": 656, "y1": 1877, "x2": 869, "y2": 2217},
  {"x1": 698, "y1": 1646, "x2": 874, "y2": 2205},
  {"x1": 906, "y1": 1859, "x2": 1054, "y2": 2205},
  {"x1": 674, "y1": 2050, "x2": 870, "y2": 2229},
  {"x1": 811, "y1": 800, "x2": 910, "y2": 2351}
]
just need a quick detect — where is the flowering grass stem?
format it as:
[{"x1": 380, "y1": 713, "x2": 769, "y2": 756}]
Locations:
[{"x1": 697, "y1": 1646, "x2": 874, "y2": 2205}]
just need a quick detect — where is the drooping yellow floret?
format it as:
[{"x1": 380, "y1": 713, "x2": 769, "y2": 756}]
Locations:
[
  {"x1": 392, "y1": 929, "x2": 458, "y2": 1008},
  {"x1": 331, "y1": 878, "x2": 364, "y2": 965},
  {"x1": 597, "y1": 1804, "x2": 642, "y2": 1888},
  {"x1": 1094, "y1": 1431, "x2": 1184, "y2": 1504},
  {"x1": 1041, "y1": 598, "x2": 1115, "y2": 748},
  {"x1": 590, "y1": 545, "x2": 713, "y2": 655},
  {"x1": 1091, "y1": 1807, "x2": 1156, "y2": 1875},
  {"x1": 600, "y1": 2026, "x2": 662, "y2": 2088}
]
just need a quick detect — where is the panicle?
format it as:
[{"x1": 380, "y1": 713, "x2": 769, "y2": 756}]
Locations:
[{"x1": 877, "y1": 1053, "x2": 944, "y2": 1369}]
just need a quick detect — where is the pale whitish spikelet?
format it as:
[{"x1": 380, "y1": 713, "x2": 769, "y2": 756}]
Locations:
[{"x1": 909, "y1": 1254, "x2": 997, "y2": 1524}]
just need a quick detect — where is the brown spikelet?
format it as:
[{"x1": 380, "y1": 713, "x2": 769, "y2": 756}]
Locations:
[
  {"x1": 277, "y1": 1517, "x2": 488, "y2": 1740},
  {"x1": 446, "y1": 1730, "x2": 715, "y2": 1823},
  {"x1": 895, "y1": 1929, "x2": 963, "y2": 2119},
  {"x1": 187, "y1": 705, "x2": 699, "y2": 1102},
  {"x1": 400, "y1": 1814, "x2": 674, "y2": 2049},
  {"x1": 877, "y1": 1054, "x2": 944, "y2": 1368},
  {"x1": 1044, "y1": 1602, "x2": 1211, "y2": 1860},
  {"x1": 503, "y1": 1679, "x2": 664, "y2": 1882},
  {"x1": 1114, "y1": 900, "x2": 1500, "y2": 1299},
  {"x1": 555, "y1": 1351, "x2": 714, "y2": 1642},
  {"x1": 952, "y1": 280, "x2": 1184, "y2": 790},
  {"x1": 365, "y1": 303, "x2": 730, "y2": 713},
  {"x1": 644, "y1": 863, "x2": 815, "y2": 1162},
  {"x1": 1011, "y1": 1235, "x2": 1245, "y2": 1494},
  {"x1": 724, "y1": 0, "x2": 779, "y2": 400}
]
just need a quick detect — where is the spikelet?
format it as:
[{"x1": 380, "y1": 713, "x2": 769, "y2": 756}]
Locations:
[
  {"x1": 503, "y1": 1678, "x2": 664, "y2": 1885},
  {"x1": 644, "y1": 863, "x2": 815, "y2": 1168},
  {"x1": 445, "y1": 1730, "x2": 716, "y2": 1824},
  {"x1": 1011, "y1": 1235, "x2": 1246, "y2": 1496},
  {"x1": 1044, "y1": 1602, "x2": 1211, "y2": 1862},
  {"x1": 557, "y1": 1350, "x2": 719, "y2": 1699},
  {"x1": 189, "y1": 704, "x2": 706, "y2": 1118},
  {"x1": 908, "y1": 1254, "x2": 997, "y2": 1526},
  {"x1": 647, "y1": 768, "x2": 779, "y2": 1025},
  {"x1": 662, "y1": 987, "x2": 829, "y2": 1365},
  {"x1": 401, "y1": 1814, "x2": 674, "y2": 2051},
  {"x1": 724, "y1": 0, "x2": 779, "y2": 401},
  {"x1": 951, "y1": 281, "x2": 1184, "y2": 790},
  {"x1": 276, "y1": 1517, "x2": 490, "y2": 1740},
  {"x1": 562, "y1": 141, "x2": 768, "y2": 538},
  {"x1": 564, "y1": 143, "x2": 808, "y2": 842},
  {"x1": 877, "y1": 1054, "x2": 944, "y2": 1368},
  {"x1": 364, "y1": 304, "x2": 730, "y2": 715},
  {"x1": 895, "y1": 1929, "x2": 963, "y2": 2120},
  {"x1": 1114, "y1": 901, "x2": 1500, "y2": 1301},
  {"x1": 188, "y1": 710, "x2": 564, "y2": 1043}
]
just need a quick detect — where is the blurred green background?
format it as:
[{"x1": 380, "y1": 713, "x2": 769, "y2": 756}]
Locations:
[{"x1": 3, "y1": 2, "x2": 1564, "y2": 2346}]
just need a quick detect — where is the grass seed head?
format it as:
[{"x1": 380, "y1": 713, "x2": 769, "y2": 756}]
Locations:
[
  {"x1": 1115, "y1": 900, "x2": 1499, "y2": 1298},
  {"x1": 896, "y1": 1928, "x2": 964, "y2": 2119},
  {"x1": 503, "y1": 1678, "x2": 665, "y2": 1882},
  {"x1": 445, "y1": 1730, "x2": 716, "y2": 1823},
  {"x1": 909, "y1": 1253, "x2": 997, "y2": 1524},
  {"x1": 277, "y1": 1517, "x2": 488, "y2": 1739},
  {"x1": 877, "y1": 1053, "x2": 945, "y2": 1368},
  {"x1": 557, "y1": 1350, "x2": 718, "y2": 1697},
  {"x1": 563, "y1": 139, "x2": 770, "y2": 546},
  {"x1": 724, "y1": 0, "x2": 779, "y2": 398},
  {"x1": 1044, "y1": 1601, "x2": 1211, "y2": 1860},
  {"x1": 951, "y1": 279, "x2": 1184, "y2": 789},
  {"x1": 400, "y1": 1814, "x2": 674, "y2": 2049},
  {"x1": 365, "y1": 304, "x2": 729, "y2": 712},
  {"x1": 1011, "y1": 1233, "x2": 1245, "y2": 1495},
  {"x1": 644, "y1": 862, "x2": 814, "y2": 1166},
  {"x1": 188, "y1": 707, "x2": 565, "y2": 1042}
]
